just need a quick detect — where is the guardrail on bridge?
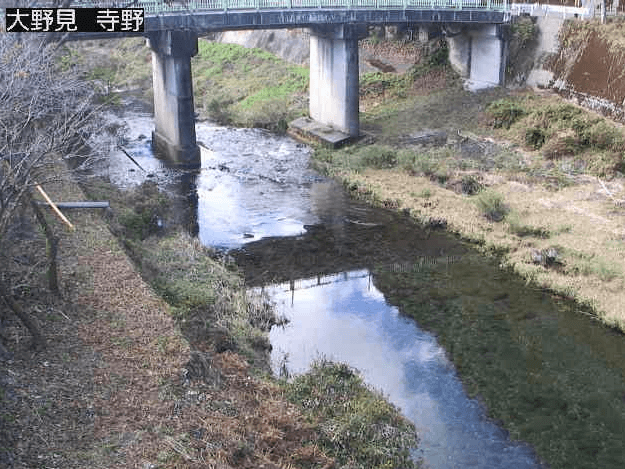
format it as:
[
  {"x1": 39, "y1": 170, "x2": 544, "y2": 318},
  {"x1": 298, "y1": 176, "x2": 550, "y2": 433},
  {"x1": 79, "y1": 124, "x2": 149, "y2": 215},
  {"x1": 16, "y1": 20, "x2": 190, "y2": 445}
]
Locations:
[{"x1": 67, "y1": 0, "x2": 510, "y2": 13}]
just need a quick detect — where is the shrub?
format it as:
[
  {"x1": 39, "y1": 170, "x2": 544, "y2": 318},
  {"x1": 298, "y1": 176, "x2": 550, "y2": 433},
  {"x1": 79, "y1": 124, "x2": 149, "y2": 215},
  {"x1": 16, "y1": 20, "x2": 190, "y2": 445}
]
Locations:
[
  {"x1": 205, "y1": 97, "x2": 232, "y2": 124},
  {"x1": 542, "y1": 103, "x2": 582, "y2": 122},
  {"x1": 361, "y1": 146, "x2": 398, "y2": 169},
  {"x1": 579, "y1": 120, "x2": 624, "y2": 151},
  {"x1": 475, "y1": 190, "x2": 509, "y2": 221},
  {"x1": 461, "y1": 174, "x2": 483, "y2": 195},
  {"x1": 487, "y1": 99, "x2": 526, "y2": 129},
  {"x1": 427, "y1": 40, "x2": 449, "y2": 67},
  {"x1": 418, "y1": 188, "x2": 432, "y2": 198},
  {"x1": 541, "y1": 130, "x2": 578, "y2": 159},
  {"x1": 512, "y1": 18, "x2": 536, "y2": 45},
  {"x1": 508, "y1": 213, "x2": 550, "y2": 238},
  {"x1": 433, "y1": 168, "x2": 450, "y2": 185},
  {"x1": 525, "y1": 127, "x2": 546, "y2": 149}
]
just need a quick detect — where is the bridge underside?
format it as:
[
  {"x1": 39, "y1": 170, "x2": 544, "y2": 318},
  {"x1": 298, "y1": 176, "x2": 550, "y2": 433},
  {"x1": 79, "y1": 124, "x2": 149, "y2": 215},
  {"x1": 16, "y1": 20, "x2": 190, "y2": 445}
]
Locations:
[{"x1": 75, "y1": 8, "x2": 509, "y2": 167}]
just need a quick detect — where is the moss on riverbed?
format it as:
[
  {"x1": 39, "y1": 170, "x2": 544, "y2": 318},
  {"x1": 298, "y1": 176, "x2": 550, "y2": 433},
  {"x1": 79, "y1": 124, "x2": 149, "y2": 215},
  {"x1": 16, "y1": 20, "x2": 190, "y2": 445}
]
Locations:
[
  {"x1": 312, "y1": 83, "x2": 625, "y2": 332},
  {"x1": 59, "y1": 33, "x2": 625, "y2": 468},
  {"x1": 372, "y1": 252, "x2": 625, "y2": 469}
]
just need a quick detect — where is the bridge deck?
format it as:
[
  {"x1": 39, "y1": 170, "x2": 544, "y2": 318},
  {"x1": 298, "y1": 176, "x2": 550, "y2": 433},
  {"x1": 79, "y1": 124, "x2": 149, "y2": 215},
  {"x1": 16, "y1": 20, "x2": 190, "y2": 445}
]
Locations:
[
  {"x1": 3, "y1": 0, "x2": 510, "y2": 36},
  {"x1": 69, "y1": 0, "x2": 509, "y2": 14},
  {"x1": 63, "y1": 0, "x2": 509, "y2": 34}
]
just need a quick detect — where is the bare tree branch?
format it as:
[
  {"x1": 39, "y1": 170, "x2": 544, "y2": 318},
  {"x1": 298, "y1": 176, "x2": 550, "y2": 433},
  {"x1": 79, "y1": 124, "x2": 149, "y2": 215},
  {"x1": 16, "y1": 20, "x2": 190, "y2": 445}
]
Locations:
[{"x1": 0, "y1": 31, "x2": 105, "y2": 347}]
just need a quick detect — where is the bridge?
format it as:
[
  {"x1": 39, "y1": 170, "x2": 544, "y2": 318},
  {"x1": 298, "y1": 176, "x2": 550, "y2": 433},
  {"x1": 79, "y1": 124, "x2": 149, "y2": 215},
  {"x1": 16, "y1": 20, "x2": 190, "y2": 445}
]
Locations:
[{"x1": 20, "y1": 0, "x2": 512, "y2": 166}]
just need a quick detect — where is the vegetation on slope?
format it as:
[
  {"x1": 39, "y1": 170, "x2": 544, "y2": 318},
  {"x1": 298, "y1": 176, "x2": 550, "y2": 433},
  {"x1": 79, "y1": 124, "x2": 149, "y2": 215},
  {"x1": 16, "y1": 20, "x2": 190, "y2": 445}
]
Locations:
[{"x1": 192, "y1": 40, "x2": 309, "y2": 131}]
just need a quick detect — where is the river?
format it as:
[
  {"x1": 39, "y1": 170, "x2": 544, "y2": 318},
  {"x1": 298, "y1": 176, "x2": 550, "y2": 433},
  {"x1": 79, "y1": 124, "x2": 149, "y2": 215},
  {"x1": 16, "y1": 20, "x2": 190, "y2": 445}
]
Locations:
[{"x1": 100, "y1": 98, "x2": 625, "y2": 469}]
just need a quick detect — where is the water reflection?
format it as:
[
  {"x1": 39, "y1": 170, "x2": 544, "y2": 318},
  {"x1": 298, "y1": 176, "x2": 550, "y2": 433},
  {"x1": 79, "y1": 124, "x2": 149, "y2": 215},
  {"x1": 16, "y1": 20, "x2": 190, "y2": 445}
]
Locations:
[
  {"x1": 101, "y1": 103, "x2": 617, "y2": 468},
  {"x1": 100, "y1": 108, "x2": 541, "y2": 468},
  {"x1": 261, "y1": 270, "x2": 540, "y2": 469},
  {"x1": 195, "y1": 128, "x2": 321, "y2": 249}
]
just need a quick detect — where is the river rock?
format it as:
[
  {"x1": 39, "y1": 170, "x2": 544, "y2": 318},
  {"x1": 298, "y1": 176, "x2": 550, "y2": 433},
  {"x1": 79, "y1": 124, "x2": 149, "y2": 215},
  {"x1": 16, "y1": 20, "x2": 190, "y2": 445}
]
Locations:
[
  {"x1": 404, "y1": 129, "x2": 448, "y2": 147},
  {"x1": 184, "y1": 351, "x2": 223, "y2": 388},
  {"x1": 530, "y1": 247, "x2": 560, "y2": 267}
]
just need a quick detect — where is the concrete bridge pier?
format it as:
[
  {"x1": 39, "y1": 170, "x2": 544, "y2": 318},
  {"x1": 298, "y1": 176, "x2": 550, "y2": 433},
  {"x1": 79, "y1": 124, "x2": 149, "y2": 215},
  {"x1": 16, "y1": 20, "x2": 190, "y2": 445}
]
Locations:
[
  {"x1": 147, "y1": 30, "x2": 201, "y2": 168},
  {"x1": 309, "y1": 24, "x2": 368, "y2": 138},
  {"x1": 447, "y1": 24, "x2": 509, "y2": 91}
]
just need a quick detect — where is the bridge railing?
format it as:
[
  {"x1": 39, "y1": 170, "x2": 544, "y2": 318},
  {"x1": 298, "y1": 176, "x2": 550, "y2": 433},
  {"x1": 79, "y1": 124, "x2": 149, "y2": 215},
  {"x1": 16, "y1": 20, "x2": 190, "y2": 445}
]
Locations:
[{"x1": 66, "y1": 0, "x2": 509, "y2": 13}]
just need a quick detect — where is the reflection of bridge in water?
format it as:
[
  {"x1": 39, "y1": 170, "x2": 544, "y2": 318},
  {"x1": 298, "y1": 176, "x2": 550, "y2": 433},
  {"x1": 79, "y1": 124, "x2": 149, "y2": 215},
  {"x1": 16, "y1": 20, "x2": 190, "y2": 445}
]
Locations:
[
  {"x1": 254, "y1": 270, "x2": 372, "y2": 306},
  {"x1": 230, "y1": 202, "x2": 468, "y2": 288},
  {"x1": 47, "y1": 0, "x2": 511, "y2": 166}
]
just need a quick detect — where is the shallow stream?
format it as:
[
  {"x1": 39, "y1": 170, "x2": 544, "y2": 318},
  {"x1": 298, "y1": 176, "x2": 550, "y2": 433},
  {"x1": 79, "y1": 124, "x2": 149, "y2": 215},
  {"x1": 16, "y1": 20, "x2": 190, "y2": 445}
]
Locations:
[{"x1": 101, "y1": 99, "x2": 625, "y2": 469}]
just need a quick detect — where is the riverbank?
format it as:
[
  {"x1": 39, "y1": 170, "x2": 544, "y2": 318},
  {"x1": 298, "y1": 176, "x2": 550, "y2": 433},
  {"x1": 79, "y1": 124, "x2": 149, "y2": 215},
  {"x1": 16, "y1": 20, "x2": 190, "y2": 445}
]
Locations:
[
  {"x1": 313, "y1": 85, "x2": 625, "y2": 332},
  {"x1": 0, "y1": 45, "x2": 421, "y2": 469},
  {"x1": 44, "y1": 28, "x2": 625, "y2": 469},
  {"x1": 1, "y1": 160, "x2": 421, "y2": 469}
]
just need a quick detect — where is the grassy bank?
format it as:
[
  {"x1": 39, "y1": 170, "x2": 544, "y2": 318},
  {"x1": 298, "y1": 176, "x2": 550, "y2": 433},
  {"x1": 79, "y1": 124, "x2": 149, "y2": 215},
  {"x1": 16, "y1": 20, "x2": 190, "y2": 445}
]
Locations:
[
  {"x1": 57, "y1": 32, "x2": 625, "y2": 467},
  {"x1": 192, "y1": 40, "x2": 309, "y2": 131},
  {"x1": 81, "y1": 179, "x2": 422, "y2": 468},
  {"x1": 307, "y1": 50, "x2": 625, "y2": 468},
  {"x1": 54, "y1": 38, "x2": 423, "y2": 466},
  {"x1": 58, "y1": 37, "x2": 309, "y2": 132},
  {"x1": 312, "y1": 86, "x2": 625, "y2": 331}
]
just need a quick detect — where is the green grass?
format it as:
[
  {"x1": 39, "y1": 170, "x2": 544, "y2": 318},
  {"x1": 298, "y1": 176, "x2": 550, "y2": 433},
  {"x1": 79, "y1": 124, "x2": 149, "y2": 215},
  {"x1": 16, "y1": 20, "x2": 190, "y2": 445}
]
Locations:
[
  {"x1": 487, "y1": 96, "x2": 625, "y2": 176},
  {"x1": 192, "y1": 40, "x2": 309, "y2": 131},
  {"x1": 282, "y1": 360, "x2": 421, "y2": 469},
  {"x1": 565, "y1": 251, "x2": 623, "y2": 282},
  {"x1": 474, "y1": 190, "x2": 510, "y2": 221},
  {"x1": 506, "y1": 212, "x2": 550, "y2": 238},
  {"x1": 417, "y1": 188, "x2": 432, "y2": 198},
  {"x1": 314, "y1": 143, "x2": 460, "y2": 181}
]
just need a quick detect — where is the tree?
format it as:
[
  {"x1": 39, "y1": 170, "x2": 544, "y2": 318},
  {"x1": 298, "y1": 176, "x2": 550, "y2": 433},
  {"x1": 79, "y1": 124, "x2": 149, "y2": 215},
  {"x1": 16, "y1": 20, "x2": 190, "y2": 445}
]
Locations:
[{"x1": 0, "y1": 28, "x2": 101, "y2": 349}]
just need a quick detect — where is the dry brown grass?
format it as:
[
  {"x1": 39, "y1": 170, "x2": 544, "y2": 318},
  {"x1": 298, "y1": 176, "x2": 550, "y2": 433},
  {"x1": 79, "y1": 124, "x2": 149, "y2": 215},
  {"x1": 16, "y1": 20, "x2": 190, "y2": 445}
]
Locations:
[{"x1": 331, "y1": 166, "x2": 625, "y2": 331}]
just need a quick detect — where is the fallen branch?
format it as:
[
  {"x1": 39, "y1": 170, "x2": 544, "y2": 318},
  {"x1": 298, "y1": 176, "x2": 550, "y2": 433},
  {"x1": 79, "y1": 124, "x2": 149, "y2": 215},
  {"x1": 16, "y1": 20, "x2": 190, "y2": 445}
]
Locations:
[
  {"x1": 598, "y1": 178, "x2": 625, "y2": 206},
  {"x1": 118, "y1": 146, "x2": 146, "y2": 172}
]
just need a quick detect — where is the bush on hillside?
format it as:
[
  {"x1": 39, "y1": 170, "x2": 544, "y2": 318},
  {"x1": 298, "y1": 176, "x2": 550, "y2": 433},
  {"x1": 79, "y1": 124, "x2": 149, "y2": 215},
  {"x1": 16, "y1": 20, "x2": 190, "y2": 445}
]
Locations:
[
  {"x1": 487, "y1": 99, "x2": 527, "y2": 129},
  {"x1": 475, "y1": 190, "x2": 509, "y2": 221}
]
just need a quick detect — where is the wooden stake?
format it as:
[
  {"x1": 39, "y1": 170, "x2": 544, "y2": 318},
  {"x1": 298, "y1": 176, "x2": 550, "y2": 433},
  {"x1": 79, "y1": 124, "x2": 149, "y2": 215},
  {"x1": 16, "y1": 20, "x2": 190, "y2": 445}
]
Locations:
[{"x1": 36, "y1": 184, "x2": 75, "y2": 231}]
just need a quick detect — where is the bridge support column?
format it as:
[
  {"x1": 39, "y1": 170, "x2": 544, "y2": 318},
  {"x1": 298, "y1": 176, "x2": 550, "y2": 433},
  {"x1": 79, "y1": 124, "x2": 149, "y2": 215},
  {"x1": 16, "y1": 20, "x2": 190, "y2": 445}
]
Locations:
[
  {"x1": 147, "y1": 30, "x2": 200, "y2": 168},
  {"x1": 309, "y1": 25, "x2": 367, "y2": 137},
  {"x1": 447, "y1": 24, "x2": 508, "y2": 91}
]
